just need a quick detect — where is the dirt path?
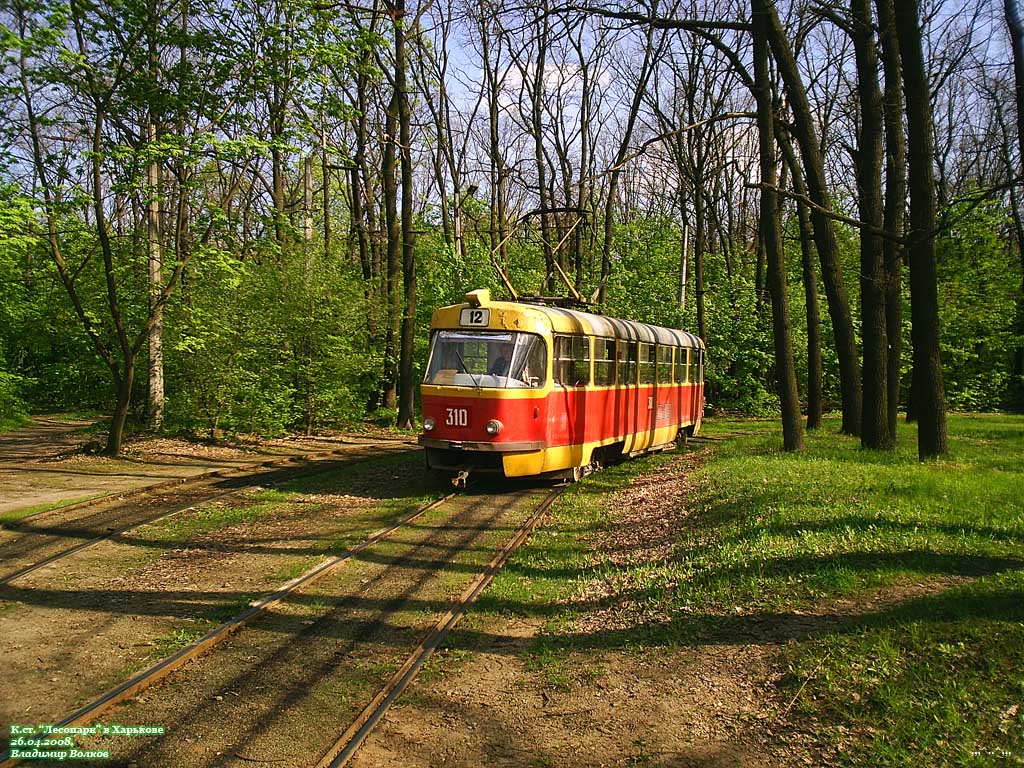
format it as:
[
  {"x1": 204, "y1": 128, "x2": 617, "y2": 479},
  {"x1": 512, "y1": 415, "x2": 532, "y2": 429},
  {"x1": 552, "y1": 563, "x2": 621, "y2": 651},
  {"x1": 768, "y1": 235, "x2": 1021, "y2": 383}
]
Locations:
[
  {"x1": 0, "y1": 417, "x2": 392, "y2": 517},
  {"x1": 354, "y1": 631, "x2": 782, "y2": 768},
  {"x1": 0, "y1": 417, "x2": 100, "y2": 464},
  {"x1": 352, "y1": 453, "x2": 798, "y2": 768}
]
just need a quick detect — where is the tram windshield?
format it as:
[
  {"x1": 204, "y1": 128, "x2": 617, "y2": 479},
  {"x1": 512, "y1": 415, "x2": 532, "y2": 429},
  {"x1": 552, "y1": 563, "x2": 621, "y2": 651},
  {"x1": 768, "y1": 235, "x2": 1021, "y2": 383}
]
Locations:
[{"x1": 424, "y1": 331, "x2": 547, "y2": 389}]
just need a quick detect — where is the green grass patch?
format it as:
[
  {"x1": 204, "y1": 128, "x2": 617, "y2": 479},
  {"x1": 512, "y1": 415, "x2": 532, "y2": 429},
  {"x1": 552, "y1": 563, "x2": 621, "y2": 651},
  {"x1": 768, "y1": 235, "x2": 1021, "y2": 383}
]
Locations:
[
  {"x1": 0, "y1": 494, "x2": 105, "y2": 524},
  {"x1": 271, "y1": 557, "x2": 322, "y2": 584},
  {"x1": 418, "y1": 648, "x2": 475, "y2": 684},
  {"x1": 482, "y1": 413, "x2": 1023, "y2": 764},
  {"x1": 157, "y1": 500, "x2": 277, "y2": 540},
  {"x1": 148, "y1": 623, "x2": 213, "y2": 660},
  {"x1": 784, "y1": 571, "x2": 1024, "y2": 766},
  {"x1": 0, "y1": 412, "x2": 32, "y2": 433}
]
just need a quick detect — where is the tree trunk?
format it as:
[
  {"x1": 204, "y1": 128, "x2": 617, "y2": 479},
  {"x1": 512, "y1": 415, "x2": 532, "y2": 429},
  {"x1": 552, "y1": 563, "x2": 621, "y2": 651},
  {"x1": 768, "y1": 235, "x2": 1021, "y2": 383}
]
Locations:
[
  {"x1": 798, "y1": 195, "x2": 824, "y2": 430},
  {"x1": 322, "y1": 126, "x2": 332, "y2": 258},
  {"x1": 1007, "y1": 0, "x2": 1024, "y2": 168},
  {"x1": 481, "y1": 18, "x2": 508, "y2": 270},
  {"x1": 146, "y1": 120, "x2": 164, "y2": 431},
  {"x1": 598, "y1": 19, "x2": 660, "y2": 304},
  {"x1": 694, "y1": 187, "x2": 707, "y2": 343},
  {"x1": 106, "y1": 360, "x2": 136, "y2": 456},
  {"x1": 530, "y1": 3, "x2": 555, "y2": 291},
  {"x1": 852, "y1": 0, "x2": 891, "y2": 449},
  {"x1": 765, "y1": 4, "x2": 862, "y2": 436},
  {"x1": 145, "y1": 0, "x2": 163, "y2": 432},
  {"x1": 1004, "y1": 0, "x2": 1024, "y2": 404},
  {"x1": 778, "y1": 130, "x2": 824, "y2": 430},
  {"x1": 303, "y1": 155, "x2": 313, "y2": 242},
  {"x1": 876, "y1": 0, "x2": 906, "y2": 436},
  {"x1": 753, "y1": 0, "x2": 804, "y2": 452},
  {"x1": 381, "y1": 31, "x2": 400, "y2": 412},
  {"x1": 895, "y1": 0, "x2": 948, "y2": 459},
  {"x1": 395, "y1": 0, "x2": 417, "y2": 429}
]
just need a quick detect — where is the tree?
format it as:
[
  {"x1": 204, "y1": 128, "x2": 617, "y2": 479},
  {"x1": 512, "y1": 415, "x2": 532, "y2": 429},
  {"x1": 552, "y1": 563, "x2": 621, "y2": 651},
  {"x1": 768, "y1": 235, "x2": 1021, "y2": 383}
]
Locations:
[
  {"x1": 395, "y1": 0, "x2": 417, "y2": 429},
  {"x1": 764, "y1": 3, "x2": 863, "y2": 437},
  {"x1": 752, "y1": 0, "x2": 803, "y2": 451},
  {"x1": 893, "y1": 0, "x2": 948, "y2": 459},
  {"x1": 850, "y1": 0, "x2": 891, "y2": 449},
  {"x1": 875, "y1": 0, "x2": 906, "y2": 436},
  {"x1": 9, "y1": 0, "x2": 193, "y2": 454}
]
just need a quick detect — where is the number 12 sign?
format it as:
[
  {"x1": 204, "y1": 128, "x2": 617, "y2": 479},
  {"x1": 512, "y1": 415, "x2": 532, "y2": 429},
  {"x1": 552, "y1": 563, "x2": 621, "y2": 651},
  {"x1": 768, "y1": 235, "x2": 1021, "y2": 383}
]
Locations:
[{"x1": 460, "y1": 308, "x2": 490, "y2": 327}]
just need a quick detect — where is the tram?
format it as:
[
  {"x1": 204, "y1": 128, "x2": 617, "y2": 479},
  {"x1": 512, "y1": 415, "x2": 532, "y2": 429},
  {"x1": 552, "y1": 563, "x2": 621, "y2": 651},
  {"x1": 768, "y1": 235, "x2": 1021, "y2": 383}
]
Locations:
[{"x1": 418, "y1": 289, "x2": 705, "y2": 484}]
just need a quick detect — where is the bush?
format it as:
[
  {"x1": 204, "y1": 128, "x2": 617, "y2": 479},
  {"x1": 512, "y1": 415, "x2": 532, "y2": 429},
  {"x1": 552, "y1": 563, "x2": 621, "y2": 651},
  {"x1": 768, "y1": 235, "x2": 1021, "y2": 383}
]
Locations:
[{"x1": 0, "y1": 368, "x2": 28, "y2": 427}]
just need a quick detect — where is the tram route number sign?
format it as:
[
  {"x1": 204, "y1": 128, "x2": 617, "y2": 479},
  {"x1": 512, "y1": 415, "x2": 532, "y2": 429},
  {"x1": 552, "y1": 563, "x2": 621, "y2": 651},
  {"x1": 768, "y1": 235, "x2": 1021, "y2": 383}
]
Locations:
[
  {"x1": 460, "y1": 308, "x2": 490, "y2": 327},
  {"x1": 445, "y1": 407, "x2": 469, "y2": 427}
]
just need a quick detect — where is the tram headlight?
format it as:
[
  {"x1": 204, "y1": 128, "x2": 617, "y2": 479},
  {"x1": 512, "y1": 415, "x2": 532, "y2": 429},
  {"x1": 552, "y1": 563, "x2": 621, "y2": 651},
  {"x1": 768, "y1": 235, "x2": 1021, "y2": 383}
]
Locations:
[
  {"x1": 423, "y1": 417, "x2": 435, "y2": 431},
  {"x1": 485, "y1": 419, "x2": 503, "y2": 436}
]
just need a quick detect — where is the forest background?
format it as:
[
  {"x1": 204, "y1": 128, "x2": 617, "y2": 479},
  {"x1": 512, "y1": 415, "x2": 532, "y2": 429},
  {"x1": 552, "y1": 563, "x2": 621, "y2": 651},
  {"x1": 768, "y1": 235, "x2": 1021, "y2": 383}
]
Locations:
[{"x1": 0, "y1": 0, "x2": 1021, "y2": 456}]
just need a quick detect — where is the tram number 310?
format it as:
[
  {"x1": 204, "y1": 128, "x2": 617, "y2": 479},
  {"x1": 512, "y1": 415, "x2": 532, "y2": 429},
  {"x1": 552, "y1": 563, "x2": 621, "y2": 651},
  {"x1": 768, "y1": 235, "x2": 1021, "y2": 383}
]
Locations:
[{"x1": 445, "y1": 408, "x2": 469, "y2": 427}]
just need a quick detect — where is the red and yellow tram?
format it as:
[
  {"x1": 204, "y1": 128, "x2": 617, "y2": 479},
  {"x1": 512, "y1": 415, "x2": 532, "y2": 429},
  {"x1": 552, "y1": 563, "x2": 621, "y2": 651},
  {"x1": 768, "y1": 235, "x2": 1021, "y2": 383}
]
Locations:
[{"x1": 419, "y1": 289, "x2": 705, "y2": 483}]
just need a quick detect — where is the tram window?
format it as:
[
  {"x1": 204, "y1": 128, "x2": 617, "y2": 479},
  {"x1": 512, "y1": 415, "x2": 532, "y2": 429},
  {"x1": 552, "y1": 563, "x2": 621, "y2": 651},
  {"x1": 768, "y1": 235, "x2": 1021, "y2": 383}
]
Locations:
[
  {"x1": 688, "y1": 348, "x2": 700, "y2": 384},
  {"x1": 618, "y1": 342, "x2": 638, "y2": 385},
  {"x1": 639, "y1": 343, "x2": 655, "y2": 385},
  {"x1": 424, "y1": 330, "x2": 547, "y2": 388},
  {"x1": 676, "y1": 348, "x2": 689, "y2": 384},
  {"x1": 594, "y1": 338, "x2": 616, "y2": 385},
  {"x1": 554, "y1": 337, "x2": 571, "y2": 385},
  {"x1": 554, "y1": 335, "x2": 590, "y2": 386},
  {"x1": 657, "y1": 345, "x2": 673, "y2": 384}
]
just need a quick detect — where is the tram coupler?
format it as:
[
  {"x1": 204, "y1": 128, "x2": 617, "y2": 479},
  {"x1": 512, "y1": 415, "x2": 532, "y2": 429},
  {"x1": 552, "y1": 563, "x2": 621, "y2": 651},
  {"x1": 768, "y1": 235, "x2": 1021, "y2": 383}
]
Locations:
[{"x1": 452, "y1": 470, "x2": 470, "y2": 489}]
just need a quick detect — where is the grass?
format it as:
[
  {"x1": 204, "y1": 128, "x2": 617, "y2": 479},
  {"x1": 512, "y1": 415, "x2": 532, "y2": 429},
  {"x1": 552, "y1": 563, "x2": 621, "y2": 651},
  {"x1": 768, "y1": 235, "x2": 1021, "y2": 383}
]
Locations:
[
  {"x1": 0, "y1": 412, "x2": 31, "y2": 433},
  {"x1": 483, "y1": 413, "x2": 1024, "y2": 766},
  {"x1": 146, "y1": 450, "x2": 443, "y2": 548},
  {"x1": 157, "y1": 499, "x2": 279, "y2": 539},
  {"x1": 148, "y1": 623, "x2": 215, "y2": 662},
  {"x1": 0, "y1": 494, "x2": 105, "y2": 524}
]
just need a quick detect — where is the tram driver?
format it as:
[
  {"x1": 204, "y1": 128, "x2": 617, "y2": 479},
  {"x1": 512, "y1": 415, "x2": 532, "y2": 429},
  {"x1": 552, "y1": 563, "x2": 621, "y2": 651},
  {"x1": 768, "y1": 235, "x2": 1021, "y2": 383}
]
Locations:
[{"x1": 489, "y1": 343, "x2": 513, "y2": 376}]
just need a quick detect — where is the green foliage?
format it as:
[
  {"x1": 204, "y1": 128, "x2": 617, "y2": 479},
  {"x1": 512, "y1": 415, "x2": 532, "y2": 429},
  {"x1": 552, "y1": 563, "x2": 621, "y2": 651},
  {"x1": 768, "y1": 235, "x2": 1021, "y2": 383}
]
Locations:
[
  {"x1": 0, "y1": 367, "x2": 28, "y2": 428},
  {"x1": 417, "y1": 233, "x2": 505, "y2": 310},
  {"x1": 703, "y1": 274, "x2": 778, "y2": 415},
  {"x1": 936, "y1": 200, "x2": 1021, "y2": 410},
  {"x1": 0, "y1": 191, "x2": 30, "y2": 425},
  {"x1": 605, "y1": 217, "x2": 685, "y2": 329},
  {"x1": 164, "y1": 239, "x2": 378, "y2": 436},
  {"x1": 0, "y1": 216, "x2": 133, "y2": 412},
  {"x1": 604, "y1": 217, "x2": 781, "y2": 415}
]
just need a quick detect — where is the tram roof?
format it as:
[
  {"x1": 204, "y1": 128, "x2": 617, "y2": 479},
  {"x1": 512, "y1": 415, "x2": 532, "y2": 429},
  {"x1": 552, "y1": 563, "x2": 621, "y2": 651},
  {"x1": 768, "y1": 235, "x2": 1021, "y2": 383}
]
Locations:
[
  {"x1": 538, "y1": 304, "x2": 705, "y2": 349},
  {"x1": 441, "y1": 290, "x2": 704, "y2": 350}
]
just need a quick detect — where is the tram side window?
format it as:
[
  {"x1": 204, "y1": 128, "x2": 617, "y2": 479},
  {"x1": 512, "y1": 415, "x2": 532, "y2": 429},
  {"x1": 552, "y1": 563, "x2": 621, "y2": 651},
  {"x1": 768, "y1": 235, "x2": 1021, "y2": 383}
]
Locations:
[
  {"x1": 554, "y1": 335, "x2": 591, "y2": 386},
  {"x1": 657, "y1": 345, "x2": 673, "y2": 384},
  {"x1": 639, "y1": 343, "x2": 655, "y2": 385},
  {"x1": 676, "y1": 348, "x2": 689, "y2": 384},
  {"x1": 688, "y1": 348, "x2": 701, "y2": 383},
  {"x1": 594, "y1": 338, "x2": 616, "y2": 385},
  {"x1": 618, "y1": 342, "x2": 638, "y2": 385}
]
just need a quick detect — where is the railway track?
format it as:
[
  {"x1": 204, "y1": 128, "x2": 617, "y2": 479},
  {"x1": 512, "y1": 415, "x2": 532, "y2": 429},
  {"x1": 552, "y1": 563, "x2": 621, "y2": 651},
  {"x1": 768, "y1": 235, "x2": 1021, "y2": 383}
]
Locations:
[
  {"x1": 316, "y1": 487, "x2": 562, "y2": 768},
  {"x1": 0, "y1": 484, "x2": 563, "y2": 767},
  {"x1": 2, "y1": 435, "x2": 411, "y2": 528},
  {"x1": 0, "y1": 439, "x2": 414, "y2": 586}
]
